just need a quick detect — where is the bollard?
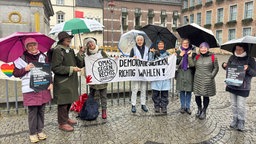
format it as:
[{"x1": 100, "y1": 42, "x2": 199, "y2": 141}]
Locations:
[{"x1": 5, "y1": 80, "x2": 10, "y2": 114}]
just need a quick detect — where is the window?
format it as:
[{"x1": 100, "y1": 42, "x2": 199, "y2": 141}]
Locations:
[
  {"x1": 229, "y1": 5, "x2": 237, "y2": 21},
  {"x1": 197, "y1": 0, "x2": 202, "y2": 4},
  {"x1": 135, "y1": 8, "x2": 141, "y2": 28},
  {"x1": 244, "y1": 1, "x2": 253, "y2": 19},
  {"x1": 148, "y1": 9, "x2": 154, "y2": 24},
  {"x1": 216, "y1": 30, "x2": 222, "y2": 44},
  {"x1": 161, "y1": 10, "x2": 167, "y2": 27},
  {"x1": 183, "y1": 0, "x2": 188, "y2": 9},
  {"x1": 228, "y1": 29, "x2": 236, "y2": 40},
  {"x1": 217, "y1": 8, "x2": 223, "y2": 23},
  {"x1": 190, "y1": 14, "x2": 194, "y2": 23},
  {"x1": 56, "y1": 11, "x2": 65, "y2": 23},
  {"x1": 197, "y1": 12, "x2": 201, "y2": 25},
  {"x1": 56, "y1": 0, "x2": 64, "y2": 5},
  {"x1": 184, "y1": 16, "x2": 188, "y2": 25},
  {"x1": 190, "y1": 0, "x2": 195, "y2": 7},
  {"x1": 121, "y1": 7, "x2": 128, "y2": 27},
  {"x1": 206, "y1": 11, "x2": 212, "y2": 24},
  {"x1": 243, "y1": 27, "x2": 251, "y2": 36}
]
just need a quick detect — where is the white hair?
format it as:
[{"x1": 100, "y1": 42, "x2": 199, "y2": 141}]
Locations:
[{"x1": 136, "y1": 35, "x2": 144, "y2": 42}]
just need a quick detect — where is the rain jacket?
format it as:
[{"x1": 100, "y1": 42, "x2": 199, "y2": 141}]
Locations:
[{"x1": 149, "y1": 51, "x2": 170, "y2": 90}]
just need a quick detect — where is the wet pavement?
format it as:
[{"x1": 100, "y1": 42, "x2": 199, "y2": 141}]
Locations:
[{"x1": 0, "y1": 55, "x2": 256, "y2": 144}]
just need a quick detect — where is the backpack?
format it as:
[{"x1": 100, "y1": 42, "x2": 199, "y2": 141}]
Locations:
[
  {"x1": 78, "y1": 95, "x2": 99, "y2": 121},
  {"x1": 195, "y1": 54, "x2": 215, "y2": 62}
]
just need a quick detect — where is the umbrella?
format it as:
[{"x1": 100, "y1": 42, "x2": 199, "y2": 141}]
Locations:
[
  {"x1": 0, "y1": 32, "x2": 55, "y2": 63},
  {"x1": 140, "y1": 24, "x2": 177, "y2": 49},
  {"x1": 49, "y1": 18, "x2": 104, "y2": 45},
  {"x1": 176, "y1": 23, "x2": 219, "y2": 48},
  {"x1": 220, "y1": 35, "x2": 256, "y2": 57},
  {"x1": 118, "y1": 30, "x2": 152, "y2": 56}
]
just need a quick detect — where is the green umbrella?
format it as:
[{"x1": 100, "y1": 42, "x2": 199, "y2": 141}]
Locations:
[{"x1": 49, "y1": 18, "x2": 104, "y2": 45}]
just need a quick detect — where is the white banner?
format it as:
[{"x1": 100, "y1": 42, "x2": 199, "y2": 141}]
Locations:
[{"x1": 85, "y1": 54, "x2": 177, "y2": 84}]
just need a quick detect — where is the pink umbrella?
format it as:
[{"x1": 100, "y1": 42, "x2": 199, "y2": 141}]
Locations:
[{"x1": 0, "y1": 32, "x2": 55, "y2": 63}]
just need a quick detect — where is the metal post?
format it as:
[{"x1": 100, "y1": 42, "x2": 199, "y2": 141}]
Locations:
[
  {"x1": 5, "y1": 80, "x2": 10, "y2": 114},
  {"x1": 111, "y1": 13, "x2": 114, "y2": 47}
]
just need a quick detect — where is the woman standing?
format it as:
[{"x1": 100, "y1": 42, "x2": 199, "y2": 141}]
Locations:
[
  {"x1": 222, "y1": 43, "x2": 256, "y2": 131},
  {"x1": 130, "y1": 35, "x2": 149, "y2": 113},
  {"x1": 13, "y1": 38, "x2": 52, "y2": 143},
  {"x1": 176, "y1": 39, "x2": 196, "y2": 114},
  {"x1": 51, "y1": 31, "x2": 84, "y2": 132},
  {"x1": 193, "y1": 42, "x2": 219, "y2": 120},
  {"x1": 149, "y1": 40, "x2": 170, "y2": 113},
  {"x1": 83, "y1": 37, "x2": 108, "y2": 119}
]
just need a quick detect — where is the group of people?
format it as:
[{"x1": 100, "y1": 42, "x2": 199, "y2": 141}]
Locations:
[
  {"x1": 13, "y1": 31, "x2": 108, "y2": 143},
  {"x1": 128, "y1": 35, "x2": 256, "y2": 133},
  {"x1": 12, "y1": 32, "x2": 256, "y2": 142}
]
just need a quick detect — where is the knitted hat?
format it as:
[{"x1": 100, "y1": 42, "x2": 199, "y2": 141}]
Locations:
[
  {"x1": 83, "y1": 37, "x2": 97, "y2": 48},
  {"x1": 24, "y1": 37, "x2": 37, "y2": 48},
  {"x1": 57, "y1": 31, "x2": 73, "y2": 41},
  {"x1": 199, "y1": 42, "x2": 210, "y2": 49}
]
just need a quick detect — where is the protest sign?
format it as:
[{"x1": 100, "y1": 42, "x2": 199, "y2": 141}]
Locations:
[
  {"x1": 85, "y1": 54, "x2": 176, "y2": 84},
  {"x1": 30, "y1": 62, "x2": 51, "y2": 92},
  {"x1": 225, "y1": 65, "x2": 245, "y2": 86}
]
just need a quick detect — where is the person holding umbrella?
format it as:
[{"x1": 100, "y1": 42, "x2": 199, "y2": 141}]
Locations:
[
  {"x1": 222, "y1": 43, "x2": 256, "y2": 131},
  {"x1": 13, "y1": 38, "x2": 52, "y2": 143},
  {"x1": 130, "y1": 35, "x2": 149, "y2": 113},
  {"x1": 193, "y1": 42, "x2": 219, "y2": 120},
  {"x1": 149, "y1": 40, "x2": 170, "y2": 113},
  {"x1": 83, "y1": 37, "x2": 108, "y2": 119},
  {"x1": 175, "y1": 39, "x2": 196, "y2": 115},
  {"x1": 51, "y1": 31, "x2": 85, "y2": 132}
]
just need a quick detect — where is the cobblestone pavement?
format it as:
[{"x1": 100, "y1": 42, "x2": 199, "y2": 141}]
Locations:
[{"x1": 1, "y1": 55, "x2": 256, "y2": 144}]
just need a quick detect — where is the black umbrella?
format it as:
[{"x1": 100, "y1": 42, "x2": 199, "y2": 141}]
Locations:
[
  {"x1": 221, "y1": 35, "x2": 256, "y2": 57},
  {"x1": 176, "y1": 23, "x2": 219, "y2": 48},
  {"x1": 140, "y1": 24, "x2": 177, "y2": 49}
]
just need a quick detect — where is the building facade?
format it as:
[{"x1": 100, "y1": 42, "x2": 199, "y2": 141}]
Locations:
[
  {"x1": 50, "y1": 0, "x2": 103, "y2": 48},
  {"x1": 0, "y1": 0, "x2": 54, "y2": 37},
  {"x1": 181, "y1": 0, "x2": 255, "y2": 45},
  {"x1": 103, "y1": 0, "x2": 182, "y2": 47}
]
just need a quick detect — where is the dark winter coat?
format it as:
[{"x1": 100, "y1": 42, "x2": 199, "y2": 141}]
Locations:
[
  {"x1": 192, "y1": 52, "x2": 219, "y2": 97},
  {"x1": 51, "y1": 44, "x2": 84, "y2": 105},
  {"x1": 224, "y1": 55, "x2": 256, "y2": 97},
  {"x1": 175, "y1": 49, "x2": 196, "y2": 92}
]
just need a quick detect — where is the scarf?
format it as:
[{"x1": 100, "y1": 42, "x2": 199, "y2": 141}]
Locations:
[
  {"x1": 235, "y1": 51, "x2": 247, "y2": 57},
  {"x1": 181, "y1": 46, "x2": 192, "y2": 70},
  {"x1": 88, "y1": 45, "x2": 99, "y2": 54}
]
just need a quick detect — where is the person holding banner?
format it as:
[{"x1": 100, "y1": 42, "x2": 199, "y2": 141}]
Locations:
[
  {"x1": 149, "y1": 40, "x2": 170, "y2": 113},
  {"x1": 51, "y1": 31, "x2": 85, "y2": 132},
  {"x1": 193, "y1": 42, "x2": 219, "y2": 120},
  {"x1": 222, "y1": 43, "x2": 256, "y2": 131},
  {"x1": 129, "y1": 35, "x2": 149, "y2": 113},
  {"x1": 175, "y1": 39, "x2": 196, "y2": 115},
  {"x1": 84, "y1": 37, "x2": 108, "y2": 119},
  {"x1": 13, "y1": 38, "x2": 52, "y2": 143}
]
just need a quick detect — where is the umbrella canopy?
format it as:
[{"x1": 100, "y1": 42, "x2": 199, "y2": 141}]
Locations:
[
  {"x1": 118, "y1": 30, "x2": 152, "y2": 56},
  {"x1": 176, "y1": 23, "x2": 219, "y2": 48},
  {"x1": 220, "y1": 35, "x2": 256, "y2": 57},
  {"x1": 140, "y1": 24, "x2": 177, "y2": 49},
  {"x1": 49, "y1": 18, "x2": 104, "y2": 35},
  {"x1": 0, "y1": 32, "x2": 55, "y2": 63}
]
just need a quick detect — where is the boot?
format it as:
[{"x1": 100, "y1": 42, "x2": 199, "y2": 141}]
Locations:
[
  {"x1": 162, "y1": 107, "x2": 167, "y2": 114},
  {"x1": 185, "y1": 108, "x2": 192, "y2": 115},
  {"x1": 131, "y1": 105, "x2": 136, "y2": 113},
  {"x1": 59, "y1": 124, "x2": 74, "y2": 132},
  {"x1": 195, "y1": 107, "x2": 202, "y2": 117},
  {"x1": 199, "y1": 108, "x2": 206, "y2": 120},
  {"x1": 155, "y1": 107, "x2": 160, "y2": 113},
  {"x1": 102, "y1": 109, "x2": 107, "y2": 119},
  {"x1": 180, "y1": 108, "x2": 185, "y2": 114},
  {"x1": 141, "y1": 105, "x2": 148, "y2": 112},
  {"x1": 230, "y1": 117, "x2": 238, "y2": 129},
  {"x1": 237, "y1": 119, "x2": 245, "y2": 131}
]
